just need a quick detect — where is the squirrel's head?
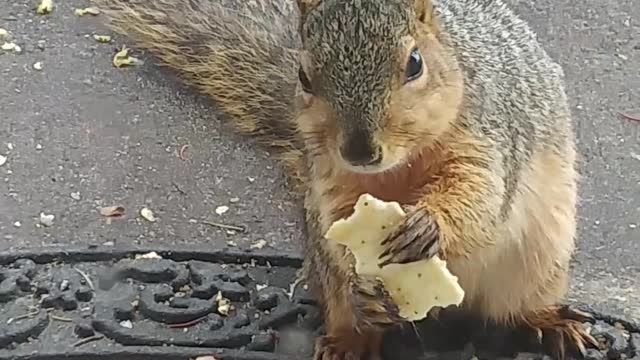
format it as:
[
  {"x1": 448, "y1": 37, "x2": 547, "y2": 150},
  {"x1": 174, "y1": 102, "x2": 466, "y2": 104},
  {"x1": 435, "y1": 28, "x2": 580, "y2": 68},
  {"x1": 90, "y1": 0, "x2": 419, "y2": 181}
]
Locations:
[{"x1": 294, "y1": 0, "x2": 463, "y2": 174}]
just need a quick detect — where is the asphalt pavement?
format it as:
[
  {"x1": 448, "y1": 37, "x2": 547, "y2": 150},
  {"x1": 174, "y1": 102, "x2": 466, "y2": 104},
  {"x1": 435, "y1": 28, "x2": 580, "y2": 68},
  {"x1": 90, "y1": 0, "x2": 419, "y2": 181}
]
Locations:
[{"x1": 0, "y1": 0, "x2": 638, "y2": 325}]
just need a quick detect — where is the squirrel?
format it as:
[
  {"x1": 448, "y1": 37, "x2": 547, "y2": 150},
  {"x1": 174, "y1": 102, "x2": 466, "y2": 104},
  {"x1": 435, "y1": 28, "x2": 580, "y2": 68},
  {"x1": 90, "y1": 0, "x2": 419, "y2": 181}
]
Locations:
[{"x1": 93, "y1": 0, "x2": 599, "y2": 359}]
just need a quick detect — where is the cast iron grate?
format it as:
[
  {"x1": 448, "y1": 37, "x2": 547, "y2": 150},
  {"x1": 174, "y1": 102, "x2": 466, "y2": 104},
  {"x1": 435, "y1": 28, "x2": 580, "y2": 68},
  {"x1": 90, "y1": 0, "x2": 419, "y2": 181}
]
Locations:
[{"x1": 0, "y1": 247, "x2": 638, "y2": 360}]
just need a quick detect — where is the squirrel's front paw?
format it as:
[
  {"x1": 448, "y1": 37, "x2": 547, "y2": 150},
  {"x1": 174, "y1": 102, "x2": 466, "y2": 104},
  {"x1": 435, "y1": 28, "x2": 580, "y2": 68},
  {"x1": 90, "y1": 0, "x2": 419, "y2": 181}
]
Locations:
[
  {"x1": 378, "y1": 206, "x2": 440, "y2": 267},
  {"x1": 350, "y1": 275, "x2": 402, "y2": 327}
]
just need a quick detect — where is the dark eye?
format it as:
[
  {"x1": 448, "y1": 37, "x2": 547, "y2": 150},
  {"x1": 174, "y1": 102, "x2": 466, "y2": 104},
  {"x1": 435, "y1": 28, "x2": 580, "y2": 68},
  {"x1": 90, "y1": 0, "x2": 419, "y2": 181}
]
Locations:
[
  {"x1": 405, "y1": 48, "x2": 424, "y2": 82},
  {"x1": 298, "y1": 66, "x2": 313, "y2": 93}
]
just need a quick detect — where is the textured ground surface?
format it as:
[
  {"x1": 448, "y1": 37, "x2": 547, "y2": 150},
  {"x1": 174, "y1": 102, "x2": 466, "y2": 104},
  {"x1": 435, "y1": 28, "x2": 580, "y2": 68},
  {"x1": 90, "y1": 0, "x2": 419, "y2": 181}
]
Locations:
[{"x1": 0, "y1": 0, "x2": 638, "y2": 358}]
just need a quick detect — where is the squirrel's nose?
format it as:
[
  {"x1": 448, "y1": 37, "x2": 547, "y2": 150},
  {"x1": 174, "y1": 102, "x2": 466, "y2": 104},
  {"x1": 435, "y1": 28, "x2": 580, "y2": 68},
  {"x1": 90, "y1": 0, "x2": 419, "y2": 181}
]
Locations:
[{"x1": 340, "y1": 143, "x2": 383, "y2": 167}]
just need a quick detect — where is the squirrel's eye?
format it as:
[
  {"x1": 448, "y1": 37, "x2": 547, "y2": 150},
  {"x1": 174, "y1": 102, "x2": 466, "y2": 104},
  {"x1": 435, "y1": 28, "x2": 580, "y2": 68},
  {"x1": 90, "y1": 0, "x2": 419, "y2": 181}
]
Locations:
[
  {"x1": 298, "y1": 66, "x2": 313, "y2": 93},
  {"x1": 405, "y1": 48, "x2": 424, "y2": 82}
]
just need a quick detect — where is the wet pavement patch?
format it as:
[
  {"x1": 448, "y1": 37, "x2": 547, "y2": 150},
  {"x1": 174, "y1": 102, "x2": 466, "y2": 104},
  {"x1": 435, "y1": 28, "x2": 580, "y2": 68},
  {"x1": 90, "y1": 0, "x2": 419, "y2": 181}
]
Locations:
[{"x1": 0, "y1": 248, "x2": 638, "y2": 360}]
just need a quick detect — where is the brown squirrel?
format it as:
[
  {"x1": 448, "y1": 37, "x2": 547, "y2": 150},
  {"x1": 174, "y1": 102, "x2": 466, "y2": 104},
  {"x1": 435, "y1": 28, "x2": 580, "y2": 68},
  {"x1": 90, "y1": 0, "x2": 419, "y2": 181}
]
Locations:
[{"x1": 93, "y1": 0, "x2": 599, "y2": 358}]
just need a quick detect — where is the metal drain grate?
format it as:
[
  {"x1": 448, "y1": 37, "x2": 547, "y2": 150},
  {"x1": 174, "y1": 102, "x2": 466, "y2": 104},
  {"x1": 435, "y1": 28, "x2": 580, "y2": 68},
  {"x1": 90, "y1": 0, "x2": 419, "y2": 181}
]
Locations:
[{"x1": 0, "y1": 247, "x2": 637, "y2": 360}]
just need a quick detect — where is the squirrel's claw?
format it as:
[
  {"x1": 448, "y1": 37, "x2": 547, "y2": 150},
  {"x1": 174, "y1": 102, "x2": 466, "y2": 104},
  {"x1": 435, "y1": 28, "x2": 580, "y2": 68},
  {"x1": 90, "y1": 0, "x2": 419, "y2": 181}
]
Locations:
[{"x1": 378, "y1": 206, "x2": 440, "y2": 267}]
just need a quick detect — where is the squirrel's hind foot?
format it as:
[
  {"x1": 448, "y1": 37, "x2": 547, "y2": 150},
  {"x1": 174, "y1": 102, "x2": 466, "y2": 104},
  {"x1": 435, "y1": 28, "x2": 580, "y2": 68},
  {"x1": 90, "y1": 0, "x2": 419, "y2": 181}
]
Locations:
[
  {"x1": 520, "y1": 305, "x2": 599, "y2": 359},
  {"x1": 314, "y1": 331, "x2": 382, "y2": 360}
]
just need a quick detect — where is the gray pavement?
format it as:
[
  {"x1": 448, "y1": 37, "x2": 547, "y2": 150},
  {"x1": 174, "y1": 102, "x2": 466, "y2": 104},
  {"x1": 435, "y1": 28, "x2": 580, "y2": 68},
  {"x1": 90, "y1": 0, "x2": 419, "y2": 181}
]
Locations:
[{"x1": 1, "y1": 0, "x2": 638, "y2": 326}]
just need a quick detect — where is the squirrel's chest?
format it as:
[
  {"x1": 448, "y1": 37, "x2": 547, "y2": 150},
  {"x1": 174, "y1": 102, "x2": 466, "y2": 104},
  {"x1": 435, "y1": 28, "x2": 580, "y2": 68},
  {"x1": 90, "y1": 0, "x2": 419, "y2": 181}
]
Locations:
[{"x1": 312, "y1": 160, "x2": 436, "y2": 231}]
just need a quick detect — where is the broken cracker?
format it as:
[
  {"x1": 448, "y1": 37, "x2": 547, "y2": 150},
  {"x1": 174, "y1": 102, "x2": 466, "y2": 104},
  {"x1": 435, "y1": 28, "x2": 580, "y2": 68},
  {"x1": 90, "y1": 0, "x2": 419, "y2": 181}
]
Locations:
[
  {"x1": 215, "y1": 291, "x2": 232, "y2": 316},
  {"x1": 112, "y1": 46, "x2": 142, "y2": 68},
  {"x1": 2, "y1": 42, "x2": 21, "y2": 53},
  {"x1": 93, "y1": 35, "x2": 111, "y2": 43},
  {"x1": 74, "y1": 7, "x2": 101, "y2": 16},
  {"x1": 36, "y1": 0, "x2": 53, "y2": 15},
  {"x1": 324, "y1": 193, "x2": 465, "y2": 321}
]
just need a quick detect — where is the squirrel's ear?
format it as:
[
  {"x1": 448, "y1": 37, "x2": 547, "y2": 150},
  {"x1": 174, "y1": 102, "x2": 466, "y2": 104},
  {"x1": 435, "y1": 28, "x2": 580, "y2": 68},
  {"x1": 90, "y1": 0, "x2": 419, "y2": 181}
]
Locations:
[{"x1": 410, "y1": 0, "x2": 436, "y2": 25}]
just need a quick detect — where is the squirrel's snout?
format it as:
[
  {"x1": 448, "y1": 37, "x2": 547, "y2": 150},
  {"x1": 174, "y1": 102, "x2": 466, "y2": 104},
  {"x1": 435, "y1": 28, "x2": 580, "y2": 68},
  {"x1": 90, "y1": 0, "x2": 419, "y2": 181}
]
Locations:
[{"x1": 339, "y1": 141, "x2": 383, "y2": 167}]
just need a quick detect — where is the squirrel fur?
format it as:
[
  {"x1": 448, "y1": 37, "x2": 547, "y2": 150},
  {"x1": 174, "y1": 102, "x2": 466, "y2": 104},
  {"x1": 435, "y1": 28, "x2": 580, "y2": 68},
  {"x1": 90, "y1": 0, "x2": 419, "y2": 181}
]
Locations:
[{"x1": 93, "y1": 0, "x2": 598, "y2": 358}]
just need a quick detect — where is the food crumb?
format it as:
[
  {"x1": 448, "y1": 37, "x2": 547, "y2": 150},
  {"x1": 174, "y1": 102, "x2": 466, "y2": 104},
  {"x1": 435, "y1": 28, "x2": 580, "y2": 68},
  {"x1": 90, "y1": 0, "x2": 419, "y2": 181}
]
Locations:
[
  {"x1": 140, "y1": 207, "x2": 156, "y2": 222},
  {"x1": 135, "y1": 252, "x2": 162, "y2": 260},
  {"x1": 93, "y1": 35, "x2": 111, "y2": 43},
  {"x1": 2, "y1": 42, "x2": 22, "y2": 53},
  {"x1": 250, "y1": 239, "x2": 267, "y2": 250},
  {"x1": 36, "y1": 0, "x2": 54, "y2": 15},
  {"x1": 74, "y1": 7, "x2": 101, "y2": 16},
  {"x1": 112, "y1": 46, "x2": 142, "y2": 68},
  {"x1": 215, "y1": 291, "x2": 231, "y2": 316}
]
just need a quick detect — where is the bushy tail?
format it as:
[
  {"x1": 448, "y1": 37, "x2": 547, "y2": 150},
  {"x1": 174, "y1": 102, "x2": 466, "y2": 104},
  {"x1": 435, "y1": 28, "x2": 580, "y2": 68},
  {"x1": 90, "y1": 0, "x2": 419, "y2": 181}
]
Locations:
[{"x1": 93, "y1": 0, "x2": 305, "y2": 181}]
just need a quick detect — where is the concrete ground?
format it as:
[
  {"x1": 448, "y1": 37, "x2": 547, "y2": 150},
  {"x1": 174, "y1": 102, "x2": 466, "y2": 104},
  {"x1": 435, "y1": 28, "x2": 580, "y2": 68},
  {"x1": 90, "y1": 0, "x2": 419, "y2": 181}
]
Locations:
[{"x1": 0, "y1": 0, "x2": 638, "y2": 327}]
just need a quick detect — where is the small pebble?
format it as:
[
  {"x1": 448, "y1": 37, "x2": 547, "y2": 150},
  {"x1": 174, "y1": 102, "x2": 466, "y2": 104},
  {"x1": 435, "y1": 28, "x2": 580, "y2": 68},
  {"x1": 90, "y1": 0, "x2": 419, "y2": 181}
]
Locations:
[
  {"x1": 140, "y1": 207, "x2": 156, "y2": 222},
  {"x1": 75, "y1": 286, "x2": 93, "y2": 302},
  {"x1": 39, "y1": 212, "x2": 55, "y2": 227},
  {"x1": 33, "y1": 62, "x2": 43, "y2": 71},
  {"x1": 70, "y1": 192, "x2": 81, "y2": 200},
  {"x1": 0, "y1": 155, "x2": 6, "y2": 167},
  {"x1": 230, "y1": 197, "x2": 240, "y2": 203},
  {"x1": 583, "y1": 348, "x2": 604, "y2": 360},
  {"x1": 74, "y1": 320, "x2": 95, "y2": 338},
  {"x1": 250, "y1": 239, "x2": 267, "y2": 250},
  {"x1": 36, "y1": 144, "x2": 43, "y2": 150},
  {"x1": 215, "y1": 205, "x2": 229, "y2": 215},
  {"x1": 208, "y1": 314, "x2": 224, "y2": 330},
  {"x1": 227, "y1": 310, "x2": 251, "y2": 328},
  {"x1": 7, "y1": 143, "x2": 13, "y2": 150},
  {"x1": 60, "y1": 279, "x2": 70, "y2": 291},
  {"x1": 119, "y1": 320, "x2": 133, "y2": 329},
  {"x1": 13, "y1": 221, "x2": 21, "y2": 228}
]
